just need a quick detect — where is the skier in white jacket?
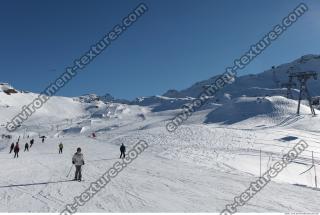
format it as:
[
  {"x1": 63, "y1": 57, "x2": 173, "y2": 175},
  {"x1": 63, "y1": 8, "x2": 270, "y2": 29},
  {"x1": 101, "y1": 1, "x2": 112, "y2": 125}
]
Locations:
[{"x1": 72, "y1": 147, "x2": 85, "y2": 181}]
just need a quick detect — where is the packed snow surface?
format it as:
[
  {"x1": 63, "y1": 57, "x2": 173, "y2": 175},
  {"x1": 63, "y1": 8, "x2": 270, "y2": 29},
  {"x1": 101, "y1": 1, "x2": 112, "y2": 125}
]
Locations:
[{"x1": 0, "y1": 90, "x2": 319, "y2": 213}]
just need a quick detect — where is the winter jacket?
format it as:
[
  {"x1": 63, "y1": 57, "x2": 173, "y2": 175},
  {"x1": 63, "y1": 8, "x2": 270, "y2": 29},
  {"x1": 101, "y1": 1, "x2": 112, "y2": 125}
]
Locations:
[
  {"x1": 14, "y1": 144, "x2": 19, "y2": 152},
  {"x1": 59, "y1": 143, "x2": 63, "y2": 149},
  {"x1": 72, "y1": 152, "x2": 84, "y2": 166},
  {"x1": 120, "y1": 145, "x2": 126, "y2": 152}
]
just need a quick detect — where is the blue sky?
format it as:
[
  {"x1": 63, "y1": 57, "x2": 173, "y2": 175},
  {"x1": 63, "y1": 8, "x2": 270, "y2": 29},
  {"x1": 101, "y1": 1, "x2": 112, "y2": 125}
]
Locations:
[{"x1": 0, "y1": 0, "x2": 319, "y2": 99}]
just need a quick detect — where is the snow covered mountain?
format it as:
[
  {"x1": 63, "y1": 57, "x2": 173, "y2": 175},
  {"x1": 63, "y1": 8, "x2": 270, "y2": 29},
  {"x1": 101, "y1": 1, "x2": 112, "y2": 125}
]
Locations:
[
  {"x1": 128, "y1": 55, "x2": 320, "y2": 112},
  {"x1": 0, "y1": 83, "x2": 19, "y2": 95},
  {"x1": 76, "y1": 93, "x2": 130, "y2": 104},
  {"x1": 167, "y1": 54, "x2": 320, "y2": 98},
  {"x1": 0, "y1": 55, "x2": 320, "y2": 213},
  {"x1": 0, "y1": 54, "x2": 319, "y2": 132}
]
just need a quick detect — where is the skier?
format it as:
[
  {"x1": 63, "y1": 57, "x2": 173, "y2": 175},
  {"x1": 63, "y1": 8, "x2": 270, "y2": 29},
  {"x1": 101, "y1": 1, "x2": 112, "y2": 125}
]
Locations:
[
  {"x1": 59, "y1": 143, "x2": 63, "y2": 154},
  {"x1": 9, "y1": 143, "x2": 14, "y2": 153},
  {"x1": 92, "y1": 133, "x2": 96, "y2": 138},
  {"x1": 13, "y1": 143, "x2": 19, "y2": 158},
  {"x1": 72, "y1": 147, "x2": 85, "y2": 181},
  {"x1": 24, "y1": 143, "x2": 29, "y2": 152},
  {"x1": 40, "y1": 136, "x2": 46, "y2": 143},
  {"x1": 120, "y1": 143, "x2": 126, "y2": 159},
  {"x1": 30, "y1": 139, "x2": 34, "y2": 148}
]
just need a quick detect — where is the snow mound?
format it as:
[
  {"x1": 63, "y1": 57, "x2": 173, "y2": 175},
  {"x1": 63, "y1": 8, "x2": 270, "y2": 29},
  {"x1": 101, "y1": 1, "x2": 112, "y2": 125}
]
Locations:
[
  {"x1": 61, "y1": 126, "x2": 83, "y2": 134},
  {"x1": 205, "y1": 96, "x2": 317, "y2": 126},
  {"x1": 133, "y1": 95, "x2": 196, "y2": 112}
]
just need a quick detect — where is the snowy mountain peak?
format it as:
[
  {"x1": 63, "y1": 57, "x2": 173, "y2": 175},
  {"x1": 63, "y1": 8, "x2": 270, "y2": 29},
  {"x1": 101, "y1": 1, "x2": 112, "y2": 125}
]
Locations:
[
  {"x1": 100, "y1": 93, "x2": 115, "y2": 102},
  {"x1": 0, "y1": 83, "x2": 18, "y2": 95},
  {"x1": 160, "y1": 54, "x2": 320, "y2": 99}
]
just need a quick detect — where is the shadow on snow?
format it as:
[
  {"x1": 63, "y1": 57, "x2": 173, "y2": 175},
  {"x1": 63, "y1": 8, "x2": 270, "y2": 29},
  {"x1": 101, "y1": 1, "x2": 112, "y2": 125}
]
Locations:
[{"x1": 0, "y1": 179, "x2": 74, "y2": 188}]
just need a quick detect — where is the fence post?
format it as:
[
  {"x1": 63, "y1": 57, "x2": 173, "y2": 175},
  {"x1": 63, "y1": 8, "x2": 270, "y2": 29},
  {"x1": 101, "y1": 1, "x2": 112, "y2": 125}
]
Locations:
[
  {"x1": 312, "y1": 151, "x2": 318, "y2": 188},
  {"x1": 259, "y1": 149, "x2": 262, "y2": 177}
]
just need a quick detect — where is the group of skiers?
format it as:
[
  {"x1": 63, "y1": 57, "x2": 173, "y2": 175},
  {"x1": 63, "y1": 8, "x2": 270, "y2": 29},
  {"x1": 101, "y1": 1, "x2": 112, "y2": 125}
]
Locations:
[
  {"x1": 24, "y1": 138, "x2": 34, "y2": 152},
  {"x1": 9, "y1": 138, "x2": 36, "y2": 158},
  {"x1": 7, "y1": 134, "x2": 127, "y2": 182},
  {"x1": 9, "y1": 136, "x2": 46, "y2": 158}
]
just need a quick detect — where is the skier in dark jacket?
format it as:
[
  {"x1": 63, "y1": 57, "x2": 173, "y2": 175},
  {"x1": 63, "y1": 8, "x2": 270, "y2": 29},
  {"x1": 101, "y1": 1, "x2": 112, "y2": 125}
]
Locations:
[
  {"x1": 24, "y1": 143, "x2": 29, "y2": 152},
  {"x1": 59, "y1": 143, "x2": 63, "y2": 154},
  {"x1": 9, "y1": 143, "x2": 14, "y2": 153},
  {"x1": 30, "y1": 139, "x2": 34, "y2": 148},
  {"x1": 13, "y1": 143, "x2": 19, "y2": 158},
  {"x1": 120, "y1": 144, "x2": 126, "y2": 159},
  {"x1": 40, "y1": 136, "x2": 46, "y2": 143},
  {"x1": 72, "y1": 148, "x2": 85, "y2": 181}
]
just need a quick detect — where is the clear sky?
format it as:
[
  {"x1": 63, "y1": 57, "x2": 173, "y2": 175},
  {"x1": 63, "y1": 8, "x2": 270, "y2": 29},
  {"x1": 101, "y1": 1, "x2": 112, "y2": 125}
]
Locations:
[{"x1": 0, "y1": 0, "x2": 319, "y2": 99}]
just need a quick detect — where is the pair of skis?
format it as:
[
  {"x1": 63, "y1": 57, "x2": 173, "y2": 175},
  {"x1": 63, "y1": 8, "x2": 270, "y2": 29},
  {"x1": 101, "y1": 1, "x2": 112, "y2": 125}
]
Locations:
[{"x1": 66, "y1": 165, "x2": 85, "y2": 182}]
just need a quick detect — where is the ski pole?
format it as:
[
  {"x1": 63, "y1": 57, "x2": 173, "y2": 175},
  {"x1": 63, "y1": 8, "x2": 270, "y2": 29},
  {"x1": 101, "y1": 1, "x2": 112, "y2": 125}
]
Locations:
[{"x1": 66, "y1": 165, "x2": 73, "y2": 178}]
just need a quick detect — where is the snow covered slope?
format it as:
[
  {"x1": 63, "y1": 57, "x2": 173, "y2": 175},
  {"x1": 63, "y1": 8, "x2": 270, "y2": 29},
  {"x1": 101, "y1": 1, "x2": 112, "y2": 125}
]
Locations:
[
  {"x1": 0, "y1": 55, "x2": 320, "y2": 212},
  {"x1": 205, "y1": 96, "x2": 318, "y2": 126},
  {"x1": 0, "y1": 91, "x2": 87, "y2": 127},
  {"x1": 0, "y1": 98, "x2": 319, "y2": 212},
  {"x1": 0, "y1": 90, "x2": 148, "y2": 136}
]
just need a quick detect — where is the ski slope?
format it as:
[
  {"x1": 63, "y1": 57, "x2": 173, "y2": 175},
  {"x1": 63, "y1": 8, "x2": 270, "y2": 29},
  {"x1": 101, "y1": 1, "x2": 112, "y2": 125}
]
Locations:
[{"x1": 0, "y1": 91, "x2": 320, "y2": 213}]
